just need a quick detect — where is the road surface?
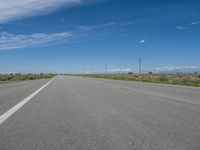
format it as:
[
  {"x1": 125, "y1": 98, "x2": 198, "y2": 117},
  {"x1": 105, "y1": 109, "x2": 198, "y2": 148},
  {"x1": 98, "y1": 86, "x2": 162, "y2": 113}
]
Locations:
[{"x1": 0, "y1": 76, "x2": 200, "y2": 150}]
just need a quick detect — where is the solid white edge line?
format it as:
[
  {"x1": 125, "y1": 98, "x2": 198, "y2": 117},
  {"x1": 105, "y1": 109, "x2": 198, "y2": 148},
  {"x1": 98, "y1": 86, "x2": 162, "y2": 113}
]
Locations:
[{"x1": 0, "y1": 77, "x2": 55, "y2": 125}]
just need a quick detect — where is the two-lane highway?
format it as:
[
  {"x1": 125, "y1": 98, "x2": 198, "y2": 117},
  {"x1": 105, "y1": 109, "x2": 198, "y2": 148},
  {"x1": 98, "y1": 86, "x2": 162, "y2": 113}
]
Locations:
[{"x1": 0, "y1": 76, "x2": 200, "y2": 150}]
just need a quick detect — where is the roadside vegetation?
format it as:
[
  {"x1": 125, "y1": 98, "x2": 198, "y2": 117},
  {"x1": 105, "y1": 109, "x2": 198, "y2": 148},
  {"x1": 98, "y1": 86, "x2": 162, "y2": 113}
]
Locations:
[
  {"x1": 78, "y1": 73, "x2": 200, "y2": 87},
  {"x1": 0, "y1": 73, "x2": 55, "y2": 82}
]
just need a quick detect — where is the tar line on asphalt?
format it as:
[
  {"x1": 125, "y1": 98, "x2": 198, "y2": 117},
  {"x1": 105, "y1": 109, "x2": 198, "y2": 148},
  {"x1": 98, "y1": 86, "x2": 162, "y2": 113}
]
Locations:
[{"x1": 0, "y1": 77, "x2": 55, "y2": 125}]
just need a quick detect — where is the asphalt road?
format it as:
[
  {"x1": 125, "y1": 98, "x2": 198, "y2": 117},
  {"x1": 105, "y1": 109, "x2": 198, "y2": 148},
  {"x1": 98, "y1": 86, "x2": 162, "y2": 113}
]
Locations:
[
  {"x1": 0, "y1": 76, "x2": 200, "y2": 150},
  {"x1": 0, "y1": 79, "x2": 50, "y2": 116}
]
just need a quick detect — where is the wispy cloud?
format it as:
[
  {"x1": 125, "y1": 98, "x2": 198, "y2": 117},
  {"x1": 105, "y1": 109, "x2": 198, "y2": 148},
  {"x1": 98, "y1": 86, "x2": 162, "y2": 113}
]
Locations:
[
  {"x1": 77, "y1": 22, "x2": 115, "y2": 31},
  {"x1": 0, "y1": 20, "x2": 135, "y2": 50},
  {"x1": 175, "y1": 26, "x2": 187, "y2": 30},
  {"x1": 59, "y1": 21, "x2": 134, "y2": 31},
  {"x1": 175, "y1": 20, "x2": 200, "y2": 31},
  {"x1": 190, "y1": 21, "x2": 200, "y2": 25},
  {"x1": 0, "y1": 31, "x2": 71, "y2": 50},
  {"x1": 57, "y1": 21, "x2": 135, "y2": 41},
  {"x1": 0, "y1": 0, "x2": 96, "y2": 23}
]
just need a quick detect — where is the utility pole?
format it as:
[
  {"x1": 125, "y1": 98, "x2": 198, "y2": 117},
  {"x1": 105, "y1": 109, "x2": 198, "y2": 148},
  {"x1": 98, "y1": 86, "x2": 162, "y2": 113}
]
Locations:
[{"x1": 139, "y1": 57, "x2": 142, "y2": 75}]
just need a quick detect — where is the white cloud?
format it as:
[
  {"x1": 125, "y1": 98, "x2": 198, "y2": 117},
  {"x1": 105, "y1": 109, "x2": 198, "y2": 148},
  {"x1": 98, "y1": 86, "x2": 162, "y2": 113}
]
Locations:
[
  {"x1": 0, "y1": 31, "x2": 71, "y2": 50},
  {"x1": 155, "y1": 66, "x2": 200, "y2": 72},
  {"x1": 139, "y1": 39, "x2": 146, "y2": 43},
  {"x1": 175, "y1": 26, "x2": 187, "y2": 30},
  {"x1": 0, "y1": 20, "x2": 134, "y2": 50},
  {"x1": 0, "y1": 0, "x2": 94, "y2": 23},
  {"x1": 108, "y1": 68, "x2": 132, "y2": 72},
  {"x1": 190, "y1": 21, "x2": 200, "y2": 25}
]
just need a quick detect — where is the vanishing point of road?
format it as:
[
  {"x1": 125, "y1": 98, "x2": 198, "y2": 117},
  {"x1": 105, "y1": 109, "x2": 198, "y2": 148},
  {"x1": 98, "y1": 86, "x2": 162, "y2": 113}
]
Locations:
[{"x1": 0, "y1": 76, "x2": 200, "y2": 150}]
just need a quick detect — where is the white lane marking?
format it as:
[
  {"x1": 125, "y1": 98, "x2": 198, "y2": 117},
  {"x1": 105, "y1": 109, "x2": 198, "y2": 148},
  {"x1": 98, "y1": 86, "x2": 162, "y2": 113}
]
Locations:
[{"x1": 0, "y1": 78, "x2": 55, "y2": 125}]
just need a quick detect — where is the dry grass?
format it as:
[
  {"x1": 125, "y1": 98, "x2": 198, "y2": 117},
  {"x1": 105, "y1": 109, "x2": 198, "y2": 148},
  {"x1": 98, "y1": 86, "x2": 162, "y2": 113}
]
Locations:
[
  {"x1": 80, "y1": 74, "x2": 200, "y2": 87},
  {"x1": 0, "y1": 73, "x2": 55, "y2": 82}
]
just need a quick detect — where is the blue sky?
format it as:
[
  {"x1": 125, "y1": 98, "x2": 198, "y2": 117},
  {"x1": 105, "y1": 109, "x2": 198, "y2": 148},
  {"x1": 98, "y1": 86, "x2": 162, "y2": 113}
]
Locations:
[{"x1": 0, "y1": 0, "x2": 200, "y2": 73}]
